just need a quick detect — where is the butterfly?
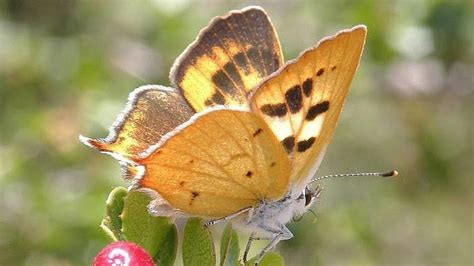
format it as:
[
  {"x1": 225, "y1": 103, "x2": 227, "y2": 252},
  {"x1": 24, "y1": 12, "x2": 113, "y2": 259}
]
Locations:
[{"x1": 80, "y1": 6, "x2": 367, "y2": 264}]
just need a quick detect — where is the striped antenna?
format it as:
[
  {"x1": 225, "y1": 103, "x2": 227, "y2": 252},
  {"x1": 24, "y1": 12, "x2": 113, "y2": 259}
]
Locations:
[{"x1": 310, "y1": 170, "x2": 398, "y2": 184}]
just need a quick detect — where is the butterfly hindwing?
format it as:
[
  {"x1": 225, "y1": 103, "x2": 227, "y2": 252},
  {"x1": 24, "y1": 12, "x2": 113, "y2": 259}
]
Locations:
[
  {"x1": 136, "y1": 108, "x2": 290, "y2": 217},
  {"x1": 170, "y1": 6, "x2": 283, "y2": 111},
  {"x1": 251, "y1": 26, "x2": 367, "y2": 188},
  {"x1": 80, "y1": 85, "x2": 194, "y2": 160}
]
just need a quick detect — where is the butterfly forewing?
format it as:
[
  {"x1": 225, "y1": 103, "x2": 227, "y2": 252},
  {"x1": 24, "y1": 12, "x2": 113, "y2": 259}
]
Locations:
[
  {"x1": 251, "y1": 26, "x2": 367, "y2": 188},
  {"x1": 80, "y1": 85, "x2": 194, "y2": 160},
  {"x1": 170, "y1": 6, "x2": 283, "y2": 111},
  {"x1": 137, "y1": 109, "x2": 290, "y2": 218}
]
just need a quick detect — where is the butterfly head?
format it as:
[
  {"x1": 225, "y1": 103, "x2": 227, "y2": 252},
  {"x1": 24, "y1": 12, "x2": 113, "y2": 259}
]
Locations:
[{"x1": 292, "y1": 185, "x2": 323, "y2": 218}]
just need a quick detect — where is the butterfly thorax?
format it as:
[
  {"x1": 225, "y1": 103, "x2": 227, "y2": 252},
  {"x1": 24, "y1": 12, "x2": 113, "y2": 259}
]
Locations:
[{"x1": 233, "y1": 188, "x2": 312, "y2": 238}]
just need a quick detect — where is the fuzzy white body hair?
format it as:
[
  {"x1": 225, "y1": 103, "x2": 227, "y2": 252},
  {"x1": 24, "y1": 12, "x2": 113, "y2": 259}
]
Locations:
[
  {"x1": 145, "y1": 183, "x2": 320, "y2": 264},
  {"x1": 232, "y1": 188, "x2": 312, "y2": 238}
]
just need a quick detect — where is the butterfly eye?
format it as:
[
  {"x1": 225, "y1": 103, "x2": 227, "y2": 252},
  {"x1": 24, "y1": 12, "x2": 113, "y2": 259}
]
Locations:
[
  {"x1": 304, "y1": 192, "x2": 314, "y2": 206},
  {"x1": 304, "y1": 187, "x2": 315, "y2": 206}
]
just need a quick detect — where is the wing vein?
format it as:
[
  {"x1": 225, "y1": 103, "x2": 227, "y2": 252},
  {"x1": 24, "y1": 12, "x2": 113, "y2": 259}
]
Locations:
[
  {"x1": 185, "y1": 55, "x2": 233, "y2": 102},
  {"x1": 240, "y1": 11, "x2": 269, "y2": 77},
  {"x1": 209, "y1": 30, "x2": 247, "y2": 98},
  {"x1": 230, "y1": 111, "x2": 262, "y2": 183},
  {"x1": 224, "y1": 16, "x2": 260, "y2": 86},
  {"x1": 158, "y1": 145, "x2": 227, "y2": 174},
  {"x1": 150, "y1": 163, "x2": 254, "y2": 197},
  {"x1": 192, "y1": 122, "x2": 261, "y2": 196},
  {"x1": 207, "y1": 115, "x2": 254, "y2": 162},
  {"x1": 178, "y1": 129, "x2": 240, "y2": 181}
]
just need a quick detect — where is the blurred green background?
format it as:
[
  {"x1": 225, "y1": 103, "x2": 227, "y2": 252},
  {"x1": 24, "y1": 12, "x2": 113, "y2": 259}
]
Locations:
[{"x1": 0, "y1": 0, "x2": 472, "y2": 265}]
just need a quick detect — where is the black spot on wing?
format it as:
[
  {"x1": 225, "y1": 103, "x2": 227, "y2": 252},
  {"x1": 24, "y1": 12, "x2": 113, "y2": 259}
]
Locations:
[
  {"x1": 190, "y1": 191, "x2": 200, "y2": 205},
  {"x1": 281, "y1": 136, "x2": 295, "y2": 153},
  {"x1": 260, "y1": 103, "x2": 287, "y2": 117},
  {"x1": 306, "y1": 101, "x2": 330, "y2": 121},
  {"x1": 204, "y1": 91, "x2": 226, "y2": 106},
  {"x1": 331, "y1": 65, "x2": 337, "y2": 71},
  {"x1": 302, "y1": 78, "x2": 313, "y2": 97},
  {"x1": 297, "y1": 137, "x2": 316, "y2": 152},
  {"x1": 241, "y1": 9, "x2": 279, "y2": 76},
  {"x1": 262, "y1": 49, "x2": 279, "y2": 73},
  {"x1": 316, "y1": 68, "x2": 325, "y2": 76},
  {"x1": 223, "y1": 62, "x2": 245, "y2": 91},
  {"x1": 245, "y1": 171, "x2": 253, "y2": 177},
  {"x1": 253, "y1": 128, "x2": 263, "y2": 137},
  {"x1": 233, "y1": 52, "x2": 250, "y2": 74},
  {"x1": 285, "y1": 85, "x2": 303, "y2": 113},
  {"x1": 212, "y1": 69, "x2": 240, "y2": 96},
  {"x1": 247, "y1": 47, "x2": 265, "y2": 76}
]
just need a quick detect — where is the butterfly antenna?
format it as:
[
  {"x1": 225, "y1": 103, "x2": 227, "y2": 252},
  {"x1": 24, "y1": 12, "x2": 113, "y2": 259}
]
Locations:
[{"x1": 310, "y1": 170, "x2": 398, "y2": 184}]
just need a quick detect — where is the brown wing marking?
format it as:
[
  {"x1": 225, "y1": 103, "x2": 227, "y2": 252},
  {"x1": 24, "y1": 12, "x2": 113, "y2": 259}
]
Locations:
[
  {"x1": 170, "y1": 6, "x2": 283, "y2": 111},
  {"x1": 251, "y1": 26, "x2": 367, "y2": 186},
  {"x1": 80, "y1": 85, "x2": 194, "y2": 160}
]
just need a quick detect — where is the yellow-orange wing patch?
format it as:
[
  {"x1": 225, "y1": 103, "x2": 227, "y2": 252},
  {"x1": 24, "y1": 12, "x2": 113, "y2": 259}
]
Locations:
[
  {"x1": 251, "y1": 26, "x2": 367, "y2": 189},
  {"x1": 136, "y1": 108, "x2": 290, "y2": 218},
  {"x1": 170, "y1": 6, "x2": 283, "y2": 111},
  {"x1": 80, "y1": 85, "x2": 194, "y2": 161}
]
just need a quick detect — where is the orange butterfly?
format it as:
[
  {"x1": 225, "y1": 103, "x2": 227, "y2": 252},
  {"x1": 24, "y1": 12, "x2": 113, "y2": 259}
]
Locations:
[{"x1": 81, "y1": 6, "x2": 368, "y2": 264}]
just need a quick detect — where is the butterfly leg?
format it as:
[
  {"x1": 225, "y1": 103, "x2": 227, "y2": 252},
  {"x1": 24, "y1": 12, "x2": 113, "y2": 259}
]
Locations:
[
  {"x1": 243, "y1": 232, "x2": 256, "y2": 263},
  {"x1": 243, "y1": 232, "x2": 273, "y2": 263},
  {"x1": 203, "y1": 207, "x2": 253, "y2": 228},
  {"x1": 253, "y1": 224, "x2": 293, "y2": 265}
]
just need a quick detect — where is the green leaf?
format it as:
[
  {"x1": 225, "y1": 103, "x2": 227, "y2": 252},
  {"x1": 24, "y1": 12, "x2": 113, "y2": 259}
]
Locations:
[
  {"x1": 153, "y1": 223, "x2": 178, "y2": 266},
  {"x1": 99, "y1": 217, "x2": 118, "y2": 241},
  {"x1": 220, "y1": 223, "x2": 240, "y2": 266},
  {"x1": 105, "y1": 186, "x2": 127, "y2": 240},
  {"x1": 121, "y1": 190, "x2": 175, "y2": 257},
  {"x1": 246, "y1": 252, "x2": 284, "y2": 266},
  {"x1": 183, "y1": 218, "x2": 216, "y2": 266}
]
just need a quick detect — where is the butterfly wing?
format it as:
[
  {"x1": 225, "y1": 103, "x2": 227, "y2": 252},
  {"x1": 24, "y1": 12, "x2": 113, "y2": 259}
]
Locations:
[
  {"x1": 136, "y1": 108, "x2": 290, "y2": 218},
  {"x1": 170, "y1": 6, "x2": 283, "y2": 111},
  {"x1": 80, "y1": 85, "x2": 194, "y2": 160},
  {"x1": 250, "y1": 26, "x2": 367, "y2": 190}
]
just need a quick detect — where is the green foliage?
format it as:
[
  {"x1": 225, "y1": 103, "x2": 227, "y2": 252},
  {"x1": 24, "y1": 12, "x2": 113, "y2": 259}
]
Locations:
[
  {"x1": 101, "y1": 189, "x2": 288, "y2": 265},
  {"x1": 100, "y1": 190, "x2": 285, "y2": 265},
  {"x1": 246, "y1": 252, "x2": 285, "y2": 266},
  {"x1": 183, "y1": 218, "x2": 216, "y2": 266},
  {"x1": 99, "y1": 188, "x2": 178, "y2": 265},
  {"x1": 104, "y1": 186, "x2": 127, "y2": 240},
  {"x1": 153, "y1": 224, "x2": 178, "y2": 266},
  {"x1": 220, "y1": 223, "x2": 240, "y2": 266},
  {"x1": 121, "y1": 190, "x2": 176, "y2": 260},
  {"x1": 99, "y1": 218, "x2": 119, "y2": 242}
]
